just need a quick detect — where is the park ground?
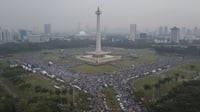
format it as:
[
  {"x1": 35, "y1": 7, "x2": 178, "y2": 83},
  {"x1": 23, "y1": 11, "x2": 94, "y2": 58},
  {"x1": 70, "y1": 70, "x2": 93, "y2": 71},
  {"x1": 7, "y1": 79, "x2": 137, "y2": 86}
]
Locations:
[
  {"x1": 0, "y1": 60, "x2": 92, "y2": 112},
  {"x1": 128, "y1": 61, "x2": 200, "y2": 103},
  {"x1": 14, "y1": 48, "x2": 157, "y2": 74},
  {"x1": 73, "y1": 48, "x2": 157, "y2": 73}
]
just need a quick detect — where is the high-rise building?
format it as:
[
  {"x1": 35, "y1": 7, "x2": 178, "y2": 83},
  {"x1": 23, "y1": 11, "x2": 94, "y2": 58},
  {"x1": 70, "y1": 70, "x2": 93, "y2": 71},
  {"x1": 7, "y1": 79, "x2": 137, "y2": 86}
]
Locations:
[
  {"x1": 44, "y1": 24, "x2": 51, "y2": 34},
  {"x1": 181, "y1": 27, "x2": 187, "y2": 40},
  {"x1": 130, "y1": 24, "x2": 137, "y2": 41},
  {"x1": 186, "y1": 29, "x2": 192, "y2": 36},
  {"x1": 171, "y1": 26, "x2": 180, "y2": 43},
  {"x1": 0, "y1": 27, "x2": 14, "y2": 43},
  {"x1": 164, "y1": 26, "x2": 168, "y2": 35},
  {"x1": 158, "y1": 26, "x2": 163, "y2": 36},
  {"x1": 193, "y1": 27, "x2": 199, "y2": 37},
  {"x1": 140, "y1": 33, "x2": 147, "y2": 39},
  {"x1": 198, "y1": 29, "x2": 200, "y2": 37},
  {"x1": 0, "y1": 27, "x2": 2, "y2": 42},
  {"x1": 19, "y1": 30, "x2": 27, "y2": 40},
  {"x1": 181, "y1": 27, "x2": 186, "y2": 35}
]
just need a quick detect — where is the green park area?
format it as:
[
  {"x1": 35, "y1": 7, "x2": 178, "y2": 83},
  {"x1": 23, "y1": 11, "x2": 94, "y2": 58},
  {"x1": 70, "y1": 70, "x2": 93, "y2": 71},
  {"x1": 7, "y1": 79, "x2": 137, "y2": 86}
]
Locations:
[
  {"x1": 115, "y1": 60, "x2": 135, "y2": 67},
  {"x1": 0, "y1": 60, "x2": 92, "y2": 112},
  {"x1": 135, "y1": 49, "x2": 156, "y2": 55},
  {"x1": 115, "y1": 56, "x2": 156, "y2": 67},
  {"x1": 103, "y1": 87, "x2": 120, "y2": 112},
  {"x1": 15, "y1": 51, "x2": 42, "y2": 57},
  {"x1": 24, "y1": 75, "x2": 54, "y2": 90},
  {"x1": 129, "y1": 61, "x2": 200, "y2": 102},
  {"x1": 135, "y1": 56, "x2": 157, "y2": 63},
  {"x1": 44, "y1": 55, "x2": 62, "y2": 61},
  {"x1": 116, "y1": 49, "x2": 157, "y2": 67},
  {"x1": 149, "y1": 80, "x2": 200, "y2": 112}
]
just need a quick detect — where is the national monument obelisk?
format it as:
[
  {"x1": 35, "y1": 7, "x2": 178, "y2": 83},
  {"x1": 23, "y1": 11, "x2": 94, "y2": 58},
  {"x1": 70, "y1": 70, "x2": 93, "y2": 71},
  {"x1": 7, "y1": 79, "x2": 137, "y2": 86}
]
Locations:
[
  {"x1": 78, "y1": 7, "x2": 121, "y2": 64},
  {"x1": 96, "y1": 7, "x2": 101, "y2": 52}
]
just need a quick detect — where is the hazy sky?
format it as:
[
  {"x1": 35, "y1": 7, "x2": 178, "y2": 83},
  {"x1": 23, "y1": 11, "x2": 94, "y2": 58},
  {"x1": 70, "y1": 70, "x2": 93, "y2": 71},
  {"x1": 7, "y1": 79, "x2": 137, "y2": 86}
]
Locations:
[{"x1": 0, "y1": 0, "x2": 200, "y2": 32}]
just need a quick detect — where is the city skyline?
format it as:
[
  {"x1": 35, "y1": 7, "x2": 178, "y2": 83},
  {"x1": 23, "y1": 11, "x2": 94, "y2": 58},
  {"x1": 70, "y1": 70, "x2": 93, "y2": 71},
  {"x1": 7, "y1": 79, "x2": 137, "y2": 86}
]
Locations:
[
  {"x1": 0, "y1": 2, "x2": 200, "y2": 111},
  {"x1": 0, "y1": 0, "x2": 200, "y2": 32}
]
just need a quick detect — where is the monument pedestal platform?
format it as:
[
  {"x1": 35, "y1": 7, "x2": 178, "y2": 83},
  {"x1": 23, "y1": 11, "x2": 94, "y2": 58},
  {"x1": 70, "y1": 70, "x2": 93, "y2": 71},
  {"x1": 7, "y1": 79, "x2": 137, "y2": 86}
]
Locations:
[{"x1": 78, "y1": 51, "x2": 121, "y2": 64}]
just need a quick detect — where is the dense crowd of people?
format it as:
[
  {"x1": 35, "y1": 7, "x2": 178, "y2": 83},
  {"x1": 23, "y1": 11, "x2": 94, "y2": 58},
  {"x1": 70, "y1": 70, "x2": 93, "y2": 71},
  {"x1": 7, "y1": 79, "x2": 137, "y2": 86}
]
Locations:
[{"x1": 9, "y1": 48, "x2": 196, "y2": 112}]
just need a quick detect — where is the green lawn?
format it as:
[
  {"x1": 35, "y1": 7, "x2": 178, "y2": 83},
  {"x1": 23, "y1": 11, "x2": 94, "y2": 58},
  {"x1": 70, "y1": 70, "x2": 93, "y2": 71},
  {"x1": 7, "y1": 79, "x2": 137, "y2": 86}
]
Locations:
[
  {"x1": 103, "y1": 87, "x2": 120, "y2": 111},
  {"x1": 180, "y1": 61, "x2": 200, "y2": 72},
  {"x1": 64, "y1": 59, "x2": 81, "y2": 66},
  {"x1": 136, "y1": 49, "x2": 156, "y2": 55},
  {"x1": 114, "y1": 56, "x2": 156, "y2": 67},
  {"x1": 73, "y1": 64, "x2": 117, "y2": 74},
  {"x1": 115, "y1": 60, "x2": 135, "y2": 67},
  {"x1": 129, "y1": 63, "x2": 200, "y2": 102},
  {"x1": 0, "y1": 83, "x2": 8, "y2": 96},
  {"x1": 0, "y1": 60, "x2": 9, "y2": 68},
  {"x1": 15, "y1": 51, "x2": 41, "y2": 56},
  {"x1": 24, "y1": 75, "x2": 54, "y2": 90},
  {"x1": 135, "y1": 56, "x2": 157, "y2": 63},
  {"x1": 44, "y1": 55, "x2": 62, "y2": 61}
]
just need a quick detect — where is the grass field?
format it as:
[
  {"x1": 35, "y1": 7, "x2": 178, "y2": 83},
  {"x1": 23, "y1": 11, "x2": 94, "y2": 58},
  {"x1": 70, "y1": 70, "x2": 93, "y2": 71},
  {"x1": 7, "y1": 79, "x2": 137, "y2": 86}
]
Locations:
[
  {"x1": 0, "y1": 85, "x2": 6, "y2": 94},
  {"x1": 135, "y1": 49, "x2": 156, "y2": 56},
  {"x1": 15, "y1": 51, "x2": 42, "y2": 56},
  {"x1": 0, "y1": 60, "x2": 9, "y2": 68},
  {"x1": 115, "y1": 56, "x2": 156, "y2": 68},
  {"x1": 129, "y1": 61, "x2": 200, "y2": 102},
  {"x1": 135, "y1": 56, "x2": 157, "y2": 63},
  {"x1": 103, "y1": 87, "x2": 120, "y2": 112},
  {"x1": 115, "y1": 60, "x2": 135, "y2": 67},
  {"x1": 73, "y1": 64, "x2": 117, "y2": 74},
  {"x1": 44, "y1": 55, "x2": 62, "y2": 61},
  {"x1": 24, "y1": 75, "x2": 54, "y2": 90},
  {"x1": 64, "y1": 60, "x2": 78, "y2": 66},
  {"x1": 179, "y1": 61, "x2": 200, "y2": 72}
]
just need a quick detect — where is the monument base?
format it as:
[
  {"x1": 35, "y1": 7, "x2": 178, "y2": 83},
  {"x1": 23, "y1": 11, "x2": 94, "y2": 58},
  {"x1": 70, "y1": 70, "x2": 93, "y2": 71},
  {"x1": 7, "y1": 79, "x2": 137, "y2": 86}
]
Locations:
[{"x1": 77, "y1": 54, "x2": 121, "y2": 64}]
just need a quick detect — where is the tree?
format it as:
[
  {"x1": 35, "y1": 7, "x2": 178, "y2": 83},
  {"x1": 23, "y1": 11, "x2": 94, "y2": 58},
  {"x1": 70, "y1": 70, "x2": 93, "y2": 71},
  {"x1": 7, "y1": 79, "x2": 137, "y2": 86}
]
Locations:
[
  {"x1": 164, "y1": 77, "x2": 173, "y2": 85},
  {"x1": 154, "y1": 83, "x2": 160, "y2": 89},
  {"x1": 143, "y1": 84, "x2": 152, "y2": 90},
  {"x1": 174, "y1": 73, "x2": 180, "y2": 81},
  {"x1": 149, "y1": 80, "x2": 200, "y2": 112},
  {"x1": 154, "y1": 83, "x2": 161, "y2": 97},
  {"x1": 134, "y1": 91, "x2": 145, "y2": 100},
  {"x1": 189, "y1": 65, "x2": 195, "y2": 70}
]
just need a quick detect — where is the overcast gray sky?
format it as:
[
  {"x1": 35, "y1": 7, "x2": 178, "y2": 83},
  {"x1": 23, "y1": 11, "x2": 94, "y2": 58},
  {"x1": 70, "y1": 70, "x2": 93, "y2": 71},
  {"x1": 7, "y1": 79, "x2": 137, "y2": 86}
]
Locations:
[{"x1": 0, "y1": 0, "x2": 200, "y2": 32}]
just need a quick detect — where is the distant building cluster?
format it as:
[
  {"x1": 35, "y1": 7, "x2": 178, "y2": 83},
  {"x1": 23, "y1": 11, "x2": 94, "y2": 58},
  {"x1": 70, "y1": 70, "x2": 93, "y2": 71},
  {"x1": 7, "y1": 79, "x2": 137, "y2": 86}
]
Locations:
[
  {"x1": 0, "y1": 27, "x2": 14, "y2": 43},
  {"x1": 128, "y1": 24, "x2": 200, "y2": 44},
  {"x1": 156, "y1": 26, "x2": 200, "y2": 44},
  {"x1": 1, "y1": 22, "x2": 200, "y2": 45},
  {"x1": 0, "y1": 24, "x2": 72, "y2": 44}
]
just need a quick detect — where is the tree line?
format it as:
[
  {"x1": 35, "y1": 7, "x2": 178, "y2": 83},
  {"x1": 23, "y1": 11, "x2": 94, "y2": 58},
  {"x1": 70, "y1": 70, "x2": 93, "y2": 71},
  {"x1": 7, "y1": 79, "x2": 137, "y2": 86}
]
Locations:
[{"x1": 147, "y1": 80, "x2": 200, "y2": 112}]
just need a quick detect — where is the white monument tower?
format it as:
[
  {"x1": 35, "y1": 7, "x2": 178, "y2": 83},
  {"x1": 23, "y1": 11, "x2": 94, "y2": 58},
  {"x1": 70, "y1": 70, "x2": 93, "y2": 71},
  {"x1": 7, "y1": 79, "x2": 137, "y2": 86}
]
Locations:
[
  {"x1": 96, "y1": 7, "x2": 102, "y2": 52},
  {"x1": 78, "y1": 7, "x2": 121, "y2": 64}
]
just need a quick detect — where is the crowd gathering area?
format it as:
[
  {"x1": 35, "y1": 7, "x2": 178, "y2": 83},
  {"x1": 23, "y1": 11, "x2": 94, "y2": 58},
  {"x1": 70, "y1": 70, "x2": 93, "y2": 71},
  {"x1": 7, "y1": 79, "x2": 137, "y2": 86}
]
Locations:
[{"x1": 1, "y1": 47, "x2": 200, "y2": 112}]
